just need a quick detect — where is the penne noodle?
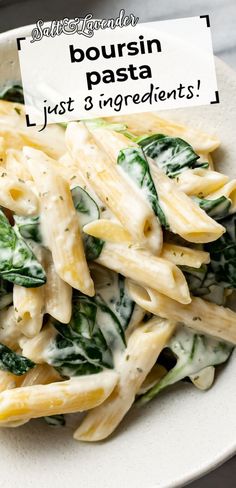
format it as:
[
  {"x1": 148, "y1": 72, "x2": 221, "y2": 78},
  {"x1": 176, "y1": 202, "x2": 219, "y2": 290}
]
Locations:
[
  {"x1": 65, "y1": 122, "x2": 163, "y2": 254},
  {"x1": 0, "y1": 371, "x2": 118, "y2": 423},
  {"x1": 90, "y1": 126, "x2": 136, "y2": 161},
  {"x1": 0, "y1": 165, "x2": 38, "y2": 216},
  {"x1": 84, "y1": 219, "x2": 132, "y2": 244},
  {"x1": 96, "y1": 242, "x2": 191, "y2": 304},
  {"x1": 0, "y1": 365, "x2": 62, "y2": 428},
  {"x1": 176, "y1": 168, "x2": 228, "y2": 197},
  {"x1": 161, "y1": 243, "x2": 210, "y2": 267},
  {"x1": 104, "y1": 112, "x2": 220, "y2": 152},
  {"x1": 149, "y1": 162, "x2": 225, "y2": 243},
  {"x1": 13, "y1": 285, "x2": 44, "y2": 338},
  {"x1": 43, "y1": 247, "x2": 72, "y2": 323},
  {"x1": 13, "y1": 242, "x2": 45, "y2": 338},
  {"x1": 0, "y1": 419, "x2": 29, "y2": 427},
  {"x1": 24, "y1": 146, "x2": 94, "y2": 296},
  {"x1": 206, "y1": 180, "x2": 236, "y2": 212},
  {"x1": 198, "y1": 152, "x2": 214, "y2": 170},
  {"x1": 74, "y1": 317, "x2": 175, "y2": 441},
  {"x1": 5, "y1": 149, "x2": 33, "y2": 181},
  {"x1": 0, "y1": 100, "x2": 67, "y2": 160},
  {"x1": 127, "y1": 281, "x2": 236, "y2": 344}
]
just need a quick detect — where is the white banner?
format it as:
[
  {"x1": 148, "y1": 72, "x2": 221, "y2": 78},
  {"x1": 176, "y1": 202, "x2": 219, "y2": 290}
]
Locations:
[{"x1": 17, "y1": 15, "x2": 219, "y2": 129}]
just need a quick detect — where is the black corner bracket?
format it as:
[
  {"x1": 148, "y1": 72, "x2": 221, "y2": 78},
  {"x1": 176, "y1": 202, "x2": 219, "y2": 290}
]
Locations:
[
  {"x1": 25, "y1": 114, "x2": 36, "y2": 127},
  {"x1": 16, "y1": 37, "x2": 26, "y2": 51},
  {"x1": 210, "y1": 91, "x2": 220, "y2": 104},
  {"x1": 200, "y1": 15, "x2": 210, "y2": 27}
]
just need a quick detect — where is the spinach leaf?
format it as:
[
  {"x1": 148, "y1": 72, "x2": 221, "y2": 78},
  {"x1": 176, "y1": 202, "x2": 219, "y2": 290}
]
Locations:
[
  {"x1": 138, "y1": 325, "x2": 232, "y2": 404},
  {"x1": 205, "y1": 213, "x2": 236, "y2": 288},
  {"x1": 72, "y1": 186, "x2": 104, "y2": 260},
  {"x1": 138, "y1": 134, "x2": 208, "y2": 178},
  {"x1": 181, "y1": 201, "x2": 234, "y2": 297},
  {"x1": 44, "y1": 414, "x2": 65, "y2": 427},
  {"x1": 46, "y1": 291, "x2": 126, "y2": 378},
  {"x1": 0, "y1": 278, "x2": 13, "y2": 309},
  {"x1": 0, "y1": 84, "x2": 24, "y2": 104},
  {"x1": 0, "y1": 210, "x2": 46, "y2": 287},
  {"x1": 0, "y1": 342, "x2": 35, "y2": 375},
  {"x1": 71, "y1": 186, "x2": 100, "y2": 227},
  {"x1": 91, "y1": 264, "x2": 134, "y2": 330},
  {"x1": 117, "y1": 147, "x2": 167, "y2": 227},
  {"x1": 193, "y1": 196, "x2": 231, "y2": 220},
  {"x1": 14, "y1": 215, "x2": 42, "y2": 243}
]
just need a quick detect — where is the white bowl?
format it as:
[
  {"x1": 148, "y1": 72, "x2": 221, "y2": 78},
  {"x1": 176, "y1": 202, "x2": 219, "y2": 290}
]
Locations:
[{"x1": 0, "y1": 25, "x2": 235, "y2": 488}]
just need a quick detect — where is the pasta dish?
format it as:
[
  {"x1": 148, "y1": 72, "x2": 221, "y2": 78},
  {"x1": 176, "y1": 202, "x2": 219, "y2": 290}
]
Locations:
[{"x1": 0, "y1": 85, "x2": 234, "y2": 441}]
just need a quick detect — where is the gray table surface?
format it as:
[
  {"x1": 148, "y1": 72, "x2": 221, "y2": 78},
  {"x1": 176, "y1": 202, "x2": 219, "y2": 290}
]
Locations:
[{"x1": 0, "y1": 0, "x2": 236, "y2": 486}]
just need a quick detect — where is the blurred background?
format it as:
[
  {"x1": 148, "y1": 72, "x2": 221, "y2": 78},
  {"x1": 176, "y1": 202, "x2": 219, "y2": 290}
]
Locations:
[{"x1": 0, "y1": 0, "x2": 236, "y2": 486}]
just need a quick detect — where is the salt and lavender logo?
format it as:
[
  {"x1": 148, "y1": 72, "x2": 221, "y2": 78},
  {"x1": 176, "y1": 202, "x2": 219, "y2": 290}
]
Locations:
[{"x1": 30, "y1": 9, "x2": 139, "y2": 42}]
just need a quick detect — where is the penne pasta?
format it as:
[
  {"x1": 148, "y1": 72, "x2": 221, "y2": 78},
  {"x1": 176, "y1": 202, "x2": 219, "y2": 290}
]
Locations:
[
  {"x1": 198, "y1": 152, "x2": 214, "y2": 170},
  {"x1": 65, "y1": 122, "x2": 163, "y2": 254},
  {"x1": 104, "y1": 112, "x2": 220, "y2": 152},
  {"x1": 74, "y1": 317, "x2": 175, "y2": 441},
  {"x1": 0, "y1": 100, "x2": 67, "y2": 159},
  {"x1": 24, "y1": 146, "x2": 94, "y2": 296},
  {"x1": 0, "y1": 371, "x2": 118, "y2": 424},
  {"x1": 13, "y1": 285, "x2": 44, "y2": 338},
  {"x1": 176, "y1": 168, "x2": 228, "y2": 197},
  {"x1": 127, "y1": 281, "x2": 236, "y2": 344},
  {"x1": 96, "y1": 242, "x2": 191, "y2": 304},
  {"x1": 206, "y1": 180, "x2": 236, "y2": 212},
  {"x1": 149, "y1": 162, "x2": 225, "y2": 243},
  {"x1": 13, "y1": 242, "x2": 45, "y2": 338},
  {"x1": 161, "y1": 243, "x2": 210, "y2": 267},
  {"x1": 84, "y1": 219, "x2": 132, "y2": 244},
  {"x1": 5, "y1": 149, "x2": 33, "y2": 181},
  {"x1": 0, "y1": 165, "x2": 38, "y2": 215},
  {"x1": 43, "y1": 247, "x2": 72, "y2": 323}
]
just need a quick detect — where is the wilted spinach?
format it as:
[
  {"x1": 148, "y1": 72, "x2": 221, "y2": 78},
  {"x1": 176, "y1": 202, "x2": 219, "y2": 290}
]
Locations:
[
  {"x1": 46, "y1": 291, "x2": 127, "y2": 378},
  {"x1": 205, "y1": 213, "x2": 236, "y2": 289},
  {"x1": 72, "y1": 186, "x2": 104, "y2": 260},
  {"x1": 91, "y1": 265, "x2": 134, "y2": 330},
  {"x1": 0, "y1": 210, "x2": 46, "y2": 287},
  {"x1": 14, "y1": 215, "x2": 42, "y2": 243},
  {"x1": 0, "y1": 342, "x2": 35, "y2": 375},
  {"x1": 193, "y1": 195, "x2": 231, "y2": 220},
  {"x1": 138, "y1": 134, "x2": 208, "y2": 178}
]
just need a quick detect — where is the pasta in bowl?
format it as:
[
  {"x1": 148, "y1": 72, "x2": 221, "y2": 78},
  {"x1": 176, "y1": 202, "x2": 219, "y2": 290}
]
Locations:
[{"x1": 0, "y1": 86, "x2": 235, "y2": 445}]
